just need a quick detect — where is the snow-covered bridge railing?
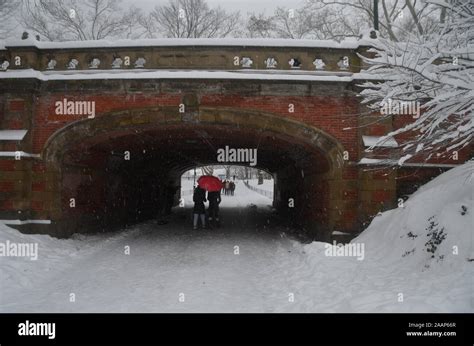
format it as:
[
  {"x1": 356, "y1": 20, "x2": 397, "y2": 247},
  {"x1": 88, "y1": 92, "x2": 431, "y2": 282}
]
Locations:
[
  {"x1": 0, "y1": 37, "x2": 375, "y2": 75},
  {"x1": 243, "y1": 181, "x2": 273, "y2": 199}
]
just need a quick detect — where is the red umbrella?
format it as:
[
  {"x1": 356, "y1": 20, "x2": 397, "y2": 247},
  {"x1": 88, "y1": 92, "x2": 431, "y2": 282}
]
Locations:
[{"x1": 198, "y1": 175, "x2": 223, "y2": 192}]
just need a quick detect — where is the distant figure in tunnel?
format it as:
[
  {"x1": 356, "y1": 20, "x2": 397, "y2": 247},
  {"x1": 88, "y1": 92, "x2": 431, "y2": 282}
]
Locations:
[
  {"x1": 224, "y1": 180, "x2": 230, "y2": 195},
  {"x1": 207, "y1": 189, "x2": 221, "y2": 228},
  {"x1": 193, "y1": 186, "x2": 207, "y2": 230}
]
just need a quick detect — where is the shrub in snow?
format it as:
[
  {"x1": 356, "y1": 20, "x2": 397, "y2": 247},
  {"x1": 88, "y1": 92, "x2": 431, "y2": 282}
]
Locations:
[{"x1": 424, "y1": 216, "x2": 447, "y2": 260}]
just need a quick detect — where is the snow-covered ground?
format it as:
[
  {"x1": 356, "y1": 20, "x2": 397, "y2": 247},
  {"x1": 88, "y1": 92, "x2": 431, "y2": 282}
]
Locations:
[
  {"x1": 1, "y1": 165, "x2": 472, "y2": 312},
  {"x1": 246, "y1": 178, "x2": 274, "y2": 193}
]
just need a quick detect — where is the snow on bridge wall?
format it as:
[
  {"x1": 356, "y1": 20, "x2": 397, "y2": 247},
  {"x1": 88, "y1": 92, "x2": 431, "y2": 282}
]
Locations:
[{"x1": 0, "y1": 39, "x2": 468, "y2": 239}]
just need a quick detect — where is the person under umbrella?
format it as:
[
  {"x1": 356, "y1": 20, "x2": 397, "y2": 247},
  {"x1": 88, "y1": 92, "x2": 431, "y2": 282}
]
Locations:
[
  {"x1": 197, "y1": 175, "x2": 223, "y2": 229},
  {"x1": 192, "y1": 186, "x2": 207, "y2": 230},
  {"x1": 198, "y1": 175, "x2": 223, "y2": 192},
  {"x1": 207, "y1": 189, "x2": 221, "y2": 228}
]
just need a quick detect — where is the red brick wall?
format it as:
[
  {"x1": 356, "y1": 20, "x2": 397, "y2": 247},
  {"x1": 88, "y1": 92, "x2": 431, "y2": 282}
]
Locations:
[
  {"x1": 31, "y1": 94, "x2": 181, "y2": 153},
  {"x1": 201, "y1": 94, "x2": 359, "y2": 161},
  {"x1": 30, "y1": 93, "x2": 360, "y2": 162},
  {"x1": 7, "y1": 87, "x2": 465, "y2": 236}
]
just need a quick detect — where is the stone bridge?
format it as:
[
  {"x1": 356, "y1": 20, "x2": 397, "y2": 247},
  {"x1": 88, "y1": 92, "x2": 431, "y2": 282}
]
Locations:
[{"x1": 0, "y1": 38, "x2": 466, "y2": 239}]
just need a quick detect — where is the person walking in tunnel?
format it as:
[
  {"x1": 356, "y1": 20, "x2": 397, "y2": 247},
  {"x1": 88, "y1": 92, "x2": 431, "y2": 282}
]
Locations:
[
  {"x1": 193, "y1": 186, "x2": 207, "y2": 230},
  {"x1": 207, "y1": 189, "x2": 221, "y2": 228},
  {"x1": 221, "y1": 180, "x2": 226, "y2": 195},
  {"x1": 224, "y1": 180, "x2": 230, "y2": 195}
]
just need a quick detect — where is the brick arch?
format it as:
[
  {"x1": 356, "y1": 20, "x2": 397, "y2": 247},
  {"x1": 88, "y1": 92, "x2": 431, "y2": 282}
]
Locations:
[
  {"x1": 39, "y1": 106, "x2": 348, "y2": 239},
  {"x1": 42, "y1": 106, "x2": 346, "y2": 173}
]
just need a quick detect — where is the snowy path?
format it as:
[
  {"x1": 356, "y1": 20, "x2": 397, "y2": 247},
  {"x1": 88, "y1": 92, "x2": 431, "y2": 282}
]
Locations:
[
  {"x1": 1, "y1": 182, "x2": 302, "y2": 312},
  {"x1": 1, "y1": 179, "x2": 471, "y2": 313}
]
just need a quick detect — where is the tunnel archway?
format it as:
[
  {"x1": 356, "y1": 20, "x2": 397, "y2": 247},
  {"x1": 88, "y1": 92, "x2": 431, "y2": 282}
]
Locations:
[{"x1": 42, "y1": 106, "x2": 346, "y2": 239}]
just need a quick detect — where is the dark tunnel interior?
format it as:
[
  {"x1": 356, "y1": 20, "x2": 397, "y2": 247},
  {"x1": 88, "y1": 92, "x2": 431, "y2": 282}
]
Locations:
[{"x1": 56, "y1": 123, "x2": 332, "y2": 235}]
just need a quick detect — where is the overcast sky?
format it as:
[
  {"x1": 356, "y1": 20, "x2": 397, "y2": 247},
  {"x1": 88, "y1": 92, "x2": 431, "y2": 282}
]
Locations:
[
  {"x1": 132, "y1": 0, "x2": 306, "y2": 14},
  {"x1": 4, "y1": 0, "x2": 308, "y2": 39}
]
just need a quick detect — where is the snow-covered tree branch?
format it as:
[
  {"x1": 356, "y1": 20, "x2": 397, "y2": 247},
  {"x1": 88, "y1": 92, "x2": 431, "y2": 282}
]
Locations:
[
  {"x1": 0, "y1": 0, "x2": 19, "y2": 39},
  {"x1": 358, "y1": 0, "x2": 473, "y2": 165},
  {"x1": 317, "y1": 0, "x2": 444, "y2": 41},
  {"x1": 141, "y1": 0, "x2": 241, "y2": 39},
  {"x1": 245, "y1": 3, "x2": 367, "y2": 40},
  {"x1": 20, "y1": 0, "x2": 142, "y2": 41}
]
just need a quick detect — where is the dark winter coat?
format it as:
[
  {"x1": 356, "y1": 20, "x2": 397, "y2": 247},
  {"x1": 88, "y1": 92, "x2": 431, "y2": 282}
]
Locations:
[
  {"x1": 207, "y1": 191, "x2": 221, "y2": 206},
  {"x1": 193, "y1": 187, "x2": 207, "y2": 214}
]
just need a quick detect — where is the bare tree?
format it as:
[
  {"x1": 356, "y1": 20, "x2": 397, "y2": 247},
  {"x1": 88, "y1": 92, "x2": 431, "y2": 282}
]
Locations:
[
  {"x1": 245, "y1": 12, "x2": 275, "y2": 38},
  {"x1": 244, "y1": 4, "x2": 366, "y2": 40},
  {"x1": 20, "y1": 0, "x2": 143, "y2": 41},
  {"x1": 272, "y1": 6, "x2": 317, "y2": 39},
  {"x1": 316, "y1": 0, "x2": 448, "y2": 41},
  {"x1": 315, "y1": 0, "x2": 401, "y2": 40},
  {"x1": 141, "y1": 0, "x2": 240, "y2": 38},
  {"x1": 0, "y1": 0, "x2": 19, "y2": 39},
  {"x1": 223, "y1": 165, "x2": 231, "y2": 179}
]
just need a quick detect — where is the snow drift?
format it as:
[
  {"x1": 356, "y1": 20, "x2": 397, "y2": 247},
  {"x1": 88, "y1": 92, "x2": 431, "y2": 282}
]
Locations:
[
  {"x1": 355, "y1": 160, "x2": 473, "y2": 269},
  {"x1": 300, "y1": 161, "x2": 473, "y2": 312}
]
